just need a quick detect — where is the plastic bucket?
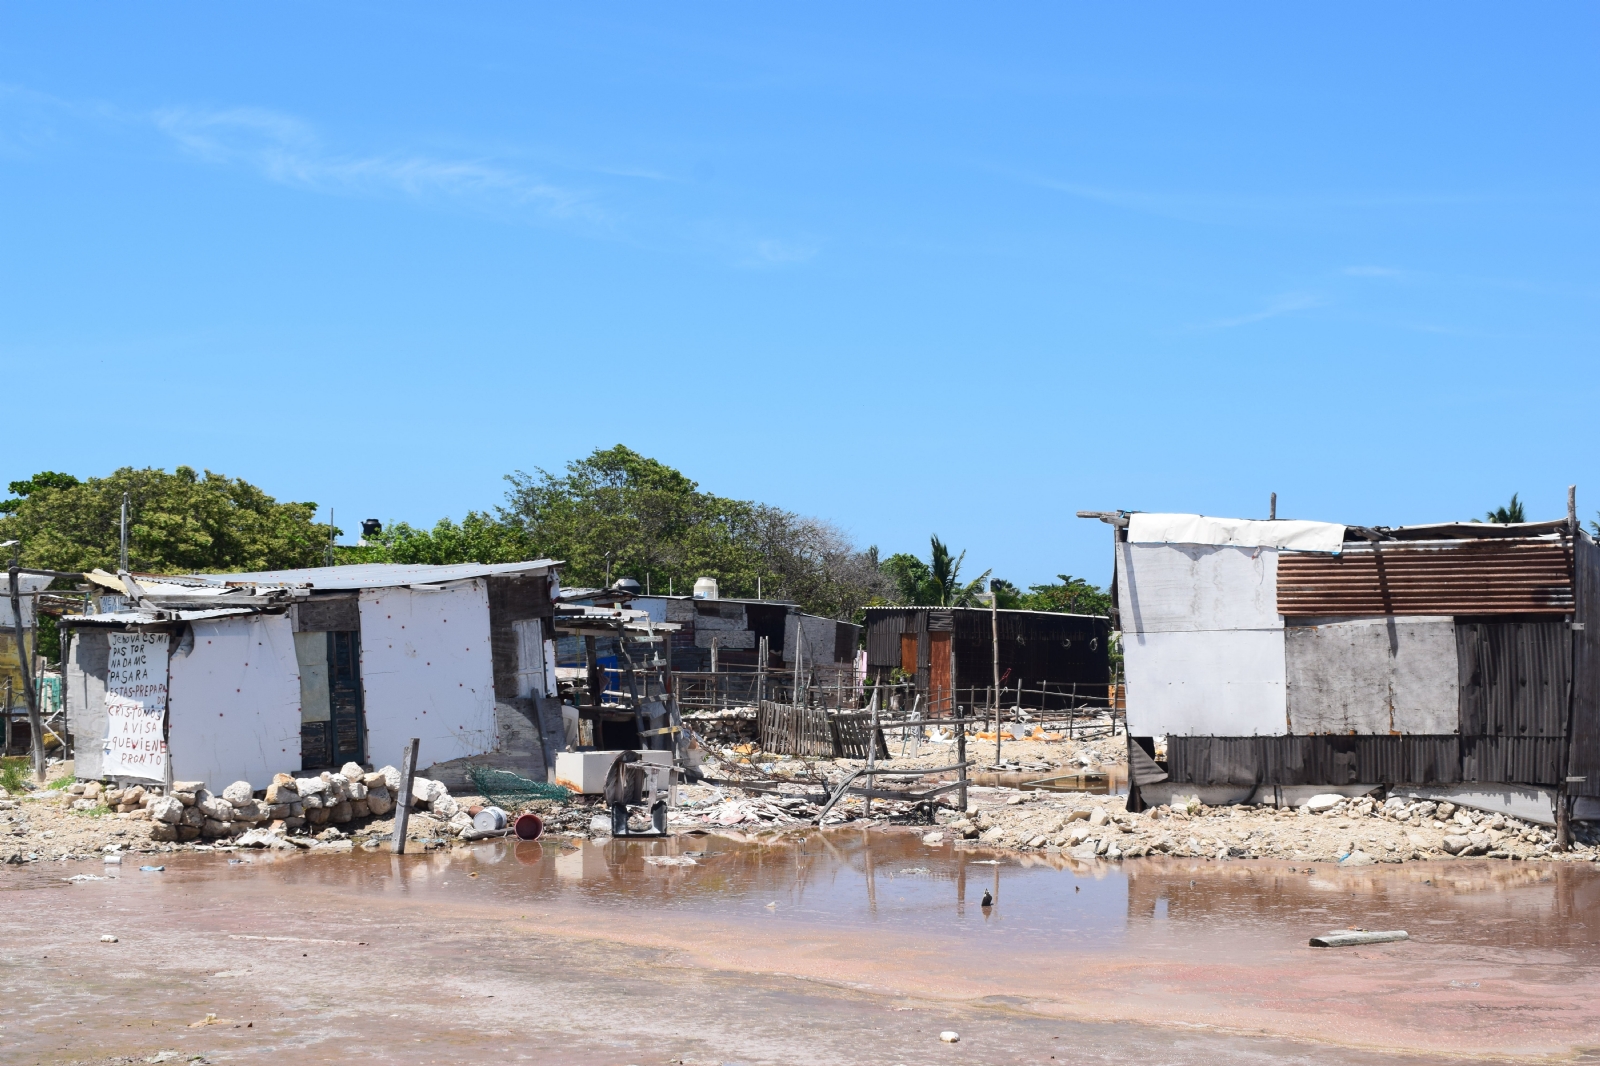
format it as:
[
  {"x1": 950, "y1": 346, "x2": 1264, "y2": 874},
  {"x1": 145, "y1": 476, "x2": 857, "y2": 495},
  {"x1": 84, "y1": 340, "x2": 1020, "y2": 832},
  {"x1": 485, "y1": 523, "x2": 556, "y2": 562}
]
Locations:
[
  {"x1": 472, "y1": 806, "x2": 508, "y2": 832},
  {"x1": 513, "y1": 812, "x2": 544, "y2": 841}
]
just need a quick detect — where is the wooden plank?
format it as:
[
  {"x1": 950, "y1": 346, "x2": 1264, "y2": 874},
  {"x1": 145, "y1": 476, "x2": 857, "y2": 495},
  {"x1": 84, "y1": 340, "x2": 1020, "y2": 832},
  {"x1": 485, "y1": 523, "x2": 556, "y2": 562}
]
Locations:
[{"x1": 390, "y1": 738, "x2": 419, "y2": 854}]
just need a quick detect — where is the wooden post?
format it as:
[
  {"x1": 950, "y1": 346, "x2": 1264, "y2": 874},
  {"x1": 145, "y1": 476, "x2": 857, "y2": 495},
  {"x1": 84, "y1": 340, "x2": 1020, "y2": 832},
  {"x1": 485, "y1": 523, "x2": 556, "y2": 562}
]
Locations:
[
  {"x1": 864, "y1": 687, "x2": 879, "y2": 817},
  {"x1": 7, "y1": 562, "x2": 45, "y2": 784},
  {"x1": 1559, "y1": 484, "x2": 1580, "y2": 848},
  {"x1": 952, "y1": 643, "x2": 966, "y2": 810},
  {"x1": 390, "y1": 738, "x2": 419, "y2": 854}
]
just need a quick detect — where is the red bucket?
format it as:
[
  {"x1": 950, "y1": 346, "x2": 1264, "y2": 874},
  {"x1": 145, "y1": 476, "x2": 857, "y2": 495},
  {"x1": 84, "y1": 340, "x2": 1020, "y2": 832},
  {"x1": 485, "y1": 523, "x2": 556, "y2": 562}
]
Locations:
[{"x1": 513, "y1": 812, "x2": 544, "y2": 841}]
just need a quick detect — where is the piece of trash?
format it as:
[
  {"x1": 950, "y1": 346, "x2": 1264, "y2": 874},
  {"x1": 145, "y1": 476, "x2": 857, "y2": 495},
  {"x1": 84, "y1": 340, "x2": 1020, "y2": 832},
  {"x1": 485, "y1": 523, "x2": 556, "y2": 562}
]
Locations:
[
  {"x1": 644, "y1": 855, "x2": 697, "y2": 866},
  {"x1": 765, "y1": 901, "x2": 777, "y2": 909},
  {"x1": 103, "y1": 854, "x2": 122, "y2": 865},
  {"x1": 939, "y1": 1030, "x2": 961, "y2": 1043},
  {"x1": 1309, "y1": 929, "x2": 1409, "y2": 948},
  {"x1": 145, "y1": 1051, "x2": 181, "y2": 1063},
  {"x1": 100, "y1": 934, "x2": 118, "y2": 943},
  {"x1": 188, "y1": 1013, "x2": 230, "y2": 1028},
  {"x1": 140, "y1": 865, "x2": 165, "y2": 872},
  {"x1": 922, "y1": 832, "x2": 945, "y2": 846},
  {"x1": 68, "y1": 874, "x2": 107, "y2": 882}
]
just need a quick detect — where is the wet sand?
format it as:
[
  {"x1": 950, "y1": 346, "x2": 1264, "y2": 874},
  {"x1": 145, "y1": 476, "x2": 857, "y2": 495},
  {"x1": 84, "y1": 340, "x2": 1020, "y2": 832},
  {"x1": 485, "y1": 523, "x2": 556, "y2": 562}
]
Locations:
[{"x1": 5, "y1": 829, "x2": 1599, "y2": 1065}]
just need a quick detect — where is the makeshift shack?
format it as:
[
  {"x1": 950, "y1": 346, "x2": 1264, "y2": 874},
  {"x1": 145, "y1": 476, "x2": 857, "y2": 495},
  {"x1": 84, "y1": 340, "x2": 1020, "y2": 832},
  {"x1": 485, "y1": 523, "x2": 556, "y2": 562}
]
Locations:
[
  {"x1": 62, "y1": 560, "x2": 564, "y2": 792},
  {"x1": 1093, "y1": 509, "x2": 1600, "y2": 826}
]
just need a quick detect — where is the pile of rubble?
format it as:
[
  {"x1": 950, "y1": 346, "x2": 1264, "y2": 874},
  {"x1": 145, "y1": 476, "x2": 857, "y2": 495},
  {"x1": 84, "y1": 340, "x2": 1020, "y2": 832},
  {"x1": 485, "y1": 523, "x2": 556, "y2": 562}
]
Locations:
[
  {"x1": 933, "y1": 788, "x2": 1600, "y2": 864},
  {"x1": 55, "y1": 763, "x2": 480, "y2": 845}
]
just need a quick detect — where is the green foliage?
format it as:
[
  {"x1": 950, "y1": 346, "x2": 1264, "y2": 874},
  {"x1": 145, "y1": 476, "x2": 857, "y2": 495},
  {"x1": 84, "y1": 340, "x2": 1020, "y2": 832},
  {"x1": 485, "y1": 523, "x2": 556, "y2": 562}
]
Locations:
[
  {"x1": 341, "y1": 512, "x2": 536, "y2": 566},
  {"x1": 1015, "y1": 574, "x2": 1113, "y2": 616},
  {"x1": 881, "y1": 536, "x2": 990, "y2": 606},
  {"x1": 0, "y1": 466, "x2": 332, "y2": 574},
  {"x1": 1486, "y1": 493, "x2": 1526, "y2": 524},
  {"x1": 46, "y1": 774, "x2": 74, "y2": 790},
  {"x1": 0, "y1": 758, "x2": 27, "y2": 793}
]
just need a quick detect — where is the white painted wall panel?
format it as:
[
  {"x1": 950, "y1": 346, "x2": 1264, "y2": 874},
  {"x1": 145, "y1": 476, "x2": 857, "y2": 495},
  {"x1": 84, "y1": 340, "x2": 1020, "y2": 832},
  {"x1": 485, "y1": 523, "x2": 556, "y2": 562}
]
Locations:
[
  {"x1": 167, "y1": 614, "x2": 302, "y2": 789},
  {"x1": 1117, "y1": 542, "x2": 1282, "y2": 634},
  {"x1": 1284, "y1": 617, "x2": 1459, "y2": 735},
  {"x1": 1123, "y1": 629, "x2": 1287, "y2": 736},
  {"x1": 359, "y1": 580, "x2": 496, "y2": 772},
  {"x1": 66, "y1": 629, "x2": 110, "y2": 780}
]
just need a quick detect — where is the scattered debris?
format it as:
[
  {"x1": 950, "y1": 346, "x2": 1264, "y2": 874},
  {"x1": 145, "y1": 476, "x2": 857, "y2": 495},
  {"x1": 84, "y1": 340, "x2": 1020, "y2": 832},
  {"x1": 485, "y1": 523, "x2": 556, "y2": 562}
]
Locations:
[
  {"x1": 1310, "y1": 930, "x2": 1410, "y2": 948},
  {"x1": 940, "y1": 1030, "x2": 961, "y2": 1043}
]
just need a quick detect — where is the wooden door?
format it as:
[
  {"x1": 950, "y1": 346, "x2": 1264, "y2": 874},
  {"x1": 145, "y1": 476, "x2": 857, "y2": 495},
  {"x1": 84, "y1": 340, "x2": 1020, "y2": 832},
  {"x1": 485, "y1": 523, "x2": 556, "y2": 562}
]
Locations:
[{"x1": 928, "y1": 632, "x2": 952, "y2": 715}]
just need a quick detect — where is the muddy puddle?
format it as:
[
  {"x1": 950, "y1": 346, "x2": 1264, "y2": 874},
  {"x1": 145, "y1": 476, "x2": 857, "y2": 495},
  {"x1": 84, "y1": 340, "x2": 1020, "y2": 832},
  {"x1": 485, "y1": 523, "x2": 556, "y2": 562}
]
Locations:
[{"x1": 6, "y1": 829, "x2": 1600, "y2": 1064}]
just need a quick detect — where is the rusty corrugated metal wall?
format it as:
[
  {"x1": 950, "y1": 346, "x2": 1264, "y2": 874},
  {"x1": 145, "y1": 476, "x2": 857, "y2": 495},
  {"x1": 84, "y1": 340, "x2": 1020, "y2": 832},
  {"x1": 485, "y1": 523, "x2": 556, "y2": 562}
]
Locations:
[
  {"x1": 1568, "y1": 536, "x2": 1600, "y2": 796},
  {"x1": 1278, "y1": 540, "x2": 1574, "y2": 616},
  {"x1": 1456, "y1": 620, "x2": 1569, "y2": 738}
]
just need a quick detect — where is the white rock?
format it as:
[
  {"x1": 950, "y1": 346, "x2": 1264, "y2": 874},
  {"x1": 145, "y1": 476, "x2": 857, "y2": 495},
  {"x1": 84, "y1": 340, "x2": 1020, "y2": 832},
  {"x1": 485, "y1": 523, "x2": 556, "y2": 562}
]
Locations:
[
  {"x1": 379, "y1": 765, "x2": 401, "y2": 790},
  {"x1": 939, "y1": 1031, "x2": 960, "y2": 1043},
  {"x1": 326, "y1": 773, "x2": 350, "y2": 801},
  {"x1": 100, "y1": 934, "x2": 118, "y2": 943},
  {"x1": 1442, "y1": 835, "x2": 1471, "y2": 855},
  {"x1": 366, "y1": 789, "x2": 394, "y2": 816},
  {"x1": 449, "y1": 811, "x2": 473, "y2": 834},
  {"x1": 1305, "y1": 794, "x2": 1346, "y2": 814},
  {"x1": 921, "y1": 832, "x2": 945, "y2": 846},
  {"x1": 221, "y1": 781, "x2": 254, "y2": 805},
  {"x1": 348, "y1": 781, "x2": 368, "y2": 801},
  {"x1": 148, "y1": 796, "x2": 184, "y2": 824},
  {"x1": 197, "y1": 795, "x2": 234, "y2": 821},
  {"x1": 295, "y1": 777, "x2": 328, "y2": 797},
  {"x1": 1088, "y1": 807, "x2": 1109, "y2": 827},
  {"x1": 340, "y1": 761, "x2": 365, "y2": 780},
  {"x1": 1340, "y1": 850, "x2": 1375, "y2": 866},
  {"x1": 432, "y1": 794, "x2": 460, "y2": 819}
]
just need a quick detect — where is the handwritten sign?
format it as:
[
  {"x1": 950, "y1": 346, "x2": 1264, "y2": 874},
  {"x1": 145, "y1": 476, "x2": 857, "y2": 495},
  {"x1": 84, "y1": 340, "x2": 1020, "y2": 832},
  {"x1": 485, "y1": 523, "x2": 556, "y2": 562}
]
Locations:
[{"x1": 101, "y1": 631, "x2": 169, "y2": 779}]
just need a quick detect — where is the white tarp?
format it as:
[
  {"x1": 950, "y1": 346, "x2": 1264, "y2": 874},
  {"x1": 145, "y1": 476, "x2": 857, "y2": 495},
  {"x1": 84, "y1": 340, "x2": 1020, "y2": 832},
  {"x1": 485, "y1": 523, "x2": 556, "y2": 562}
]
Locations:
[
  {"x1": 0, "y1": 573, "x2": 53, "y2": 628},
  {"x1": 167, "y1": 614, "x2": 302, "y2": 790},
  {"x1": 359, "y1": 580, "x2": 496, "y2": 773},
  {"x1": 1117, "y1": 540, "x2": 1289, "y2": 736},
  {"x1": 1117, "y1": 542, "x2": 1282, "y2": 634},
  {"x1": 1122, "y1": 629, "x2": 1287, "y2": 736},
  {"x1": 1128, "y1": 513, "x2": 1346, "y2": 554},
  {"x1": 101, "y1": 632, "x2": 170, "y2": 780},
  {"x1": 1284, "y1": 617, "x2": 1459, "y2": 735}
]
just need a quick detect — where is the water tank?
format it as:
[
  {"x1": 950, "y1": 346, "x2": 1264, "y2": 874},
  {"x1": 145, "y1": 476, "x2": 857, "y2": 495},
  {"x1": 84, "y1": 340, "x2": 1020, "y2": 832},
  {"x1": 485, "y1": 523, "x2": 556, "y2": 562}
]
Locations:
[
  {"x1": 693, "y1": 576, "x2": 719, "y2": 600},
  {"x1": 612, "y1": 577, "x2": 641, "y2": 594}
]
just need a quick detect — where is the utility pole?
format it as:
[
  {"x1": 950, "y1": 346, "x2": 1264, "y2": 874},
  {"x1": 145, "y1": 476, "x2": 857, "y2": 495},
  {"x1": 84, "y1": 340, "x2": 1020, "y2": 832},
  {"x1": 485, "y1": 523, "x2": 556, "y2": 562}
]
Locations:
[
  {"x1": 119, "y1": 492, "x2": 129, "y2": 571},
  {"x1": 1270, "y1": 492, "x2": 1277, "y2": 521},
  {"x1": 6, "y1": 543, "x2": 44, "y2": 784}
]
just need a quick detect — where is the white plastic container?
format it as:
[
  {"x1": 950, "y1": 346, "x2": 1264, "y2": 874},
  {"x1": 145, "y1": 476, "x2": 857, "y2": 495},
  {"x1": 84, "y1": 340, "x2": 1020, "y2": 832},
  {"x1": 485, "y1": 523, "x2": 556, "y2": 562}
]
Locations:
[
  {"x1": 554, "y1": 749, "x2": 673, "y2": 794},
  {"x1": 692, "y1": 576, "x2": 719, "y2": 600}
]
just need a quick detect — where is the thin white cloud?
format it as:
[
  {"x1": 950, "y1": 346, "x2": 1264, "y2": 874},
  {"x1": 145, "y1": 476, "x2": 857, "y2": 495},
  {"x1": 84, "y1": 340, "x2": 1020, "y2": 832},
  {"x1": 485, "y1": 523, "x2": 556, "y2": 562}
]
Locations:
[
  {"x1": 152, "y1": 106, "x2": 600, "y2": 222},
  {"x1": 1193, "y1": 292, "x2": 1325, "y2": 330},
  {"x1": 1343, "y1": 265, "x2": 1408, "y2": 278}
]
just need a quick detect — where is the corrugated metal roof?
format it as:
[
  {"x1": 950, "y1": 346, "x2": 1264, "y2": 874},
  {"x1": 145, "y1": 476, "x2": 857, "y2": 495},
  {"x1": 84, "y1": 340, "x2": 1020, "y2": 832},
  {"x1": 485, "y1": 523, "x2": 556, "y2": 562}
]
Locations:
[
  {"x1": 1277, "y1": 539, "x2": 1574, "y2": 616},
  {"x1": 213, "y1": 559, "x2": 558, "y2": 590}
]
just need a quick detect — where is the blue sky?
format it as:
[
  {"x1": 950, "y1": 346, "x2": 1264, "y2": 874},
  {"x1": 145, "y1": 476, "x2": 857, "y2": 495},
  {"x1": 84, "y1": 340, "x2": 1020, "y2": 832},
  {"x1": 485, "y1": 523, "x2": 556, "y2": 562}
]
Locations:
[{"x1": 2, "y1": 5, "x2": 1596, "y2": 588}]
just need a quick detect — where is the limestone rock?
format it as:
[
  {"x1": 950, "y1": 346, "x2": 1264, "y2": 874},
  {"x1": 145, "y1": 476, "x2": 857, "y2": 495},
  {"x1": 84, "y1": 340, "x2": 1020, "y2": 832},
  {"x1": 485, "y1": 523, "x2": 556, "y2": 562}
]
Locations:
[
  {"x1": 82, "y1": 781, "x2": 103, "y2": 799},
  {"x1": 306, "y1": 806, "x2": 330, "y2": 825},
  {"x1": 1442, "y1": 835, "x2": 1471, "y2": 855},
  {"x1": 232, "y1": 799, "x2": 269, "y2": 823},
  {"x1": 149, "y1": 822, "x2": 179, "y2": 842},
  {"x1": 1069, "y1": 823, "x2": 1093, "y2": 845},
  {"x1": 431, "y1": 794, "x2": 459, "y2": 819},
  {"x1": 362, "y1": 771, "x2": 387, "y2": 789},
  {"x1": 1070, "y1": 841, "x2": 1099, "y2": 860},
  {"x1": 181, "y1": 806, "x2": 206, "y2": 828},
  {"x1": 340, "y1": 761, "x2": 366, "y2": 780},
  {"x1": 169, "y1": 780, "x2": 203, "y2": 793},
  {"x1": 148, "y1": 796, "x2": 184, "y2": 824},
  {"x1": 378, "y1": 765, "x2": 401, "y2": 790},
  {"x1": 197, "y1": 794, "x2": 234, "y2": 821},
  {"x1": 329, "y1": 800, "x2": 353, "y2": 824},
  {"x1": 326, "y1": 773, "x2": 351, "y2": 801},
  {"x1": 350, "y1": 799, "x2": 371, "y2": 819},
  {"x1": 222, "y1": 781, "x2": 255, "y2": 805},
  {"x1": 1088, "y1": 807, "x2": 1109, "y2": 827},
  {"x1": 409, "y1": 778, "x2": 441, "y2": 806},
  {"x1": 1340, "y1": 850, "x2": 1375, "y2": 866},
  {"x1": 201, "y1": 818, "x2": 233, "y2": 839},
  {"x1": 268, "y1": 803, "x2": 295, "y2": 821},
  {"x1": 124, "y1": 786, "x2": 147, "y2": 806},
  {"x1": 295, "y1": 776, "x2": 328, "y2": 797},
  {"x1": 449, "y1": 811, "x2": 473, "y2": 834},
  {"x1": 103, "y1": 789, "x2": 125, "y2": 806},
  {"x1": 173, "y1": 792, "x2": 196, "y2": 807},
  {"x1": 71, "y1": 798, "x2": 98, "y2": 811},
  {"x1": 347, "y1": 781, "x2": 368, "y2": 801},
  {"x1": 177, "y1": 824, "x2": 202, "y2": 841},
  {"x1": 271, "y1": 772, "x2": 296, "y2": 788},
  {"x1": 366, "y1": 789, "x2": 394, "y2": 816},
  {"x1": 1305, "y1": 794, "x2": 1345, "y2": 814},
  {"x1": 265, "y1": 782, "x2": 299, "y2": 805},
  {"x1": 300, "y1": 793, "x2": 324, "y2": 810}
]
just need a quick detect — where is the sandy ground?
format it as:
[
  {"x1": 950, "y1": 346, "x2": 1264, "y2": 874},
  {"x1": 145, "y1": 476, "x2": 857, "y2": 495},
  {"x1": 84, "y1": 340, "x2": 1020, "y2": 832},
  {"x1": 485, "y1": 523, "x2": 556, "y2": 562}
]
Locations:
[{"x1": 6, "y1": 830, "x2": 1600, "y2": 1065}]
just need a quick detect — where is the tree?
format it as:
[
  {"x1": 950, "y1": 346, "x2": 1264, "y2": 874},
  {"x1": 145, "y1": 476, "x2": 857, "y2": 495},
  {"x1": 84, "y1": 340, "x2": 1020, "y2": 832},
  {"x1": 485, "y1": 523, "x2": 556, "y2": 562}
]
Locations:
[
  {"x1": 1486, "y1": 494, "x2": 1526, "y2": 524},
  {"x1": 0, "y1": 466, "x2": 331, "y2": 574},
  {"x1": 498, "y1": 445, "x2": 887, "y2": 617},
  {"x1": 339, "y1": 513, "x2": 535, "y2": 566},
  {"x1": 879, "y1": 536, "x2": 990, "y2": 607},
  {"x1": 1017, "y1": 574, "x2": 1112, "y2": 616}
]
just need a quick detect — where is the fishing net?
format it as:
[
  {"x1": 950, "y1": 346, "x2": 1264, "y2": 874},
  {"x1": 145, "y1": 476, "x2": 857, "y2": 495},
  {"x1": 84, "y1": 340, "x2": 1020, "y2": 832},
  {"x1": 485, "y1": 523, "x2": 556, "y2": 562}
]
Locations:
[{"x1": 468, "y1": 766, "x2": 572, "y2": 809}]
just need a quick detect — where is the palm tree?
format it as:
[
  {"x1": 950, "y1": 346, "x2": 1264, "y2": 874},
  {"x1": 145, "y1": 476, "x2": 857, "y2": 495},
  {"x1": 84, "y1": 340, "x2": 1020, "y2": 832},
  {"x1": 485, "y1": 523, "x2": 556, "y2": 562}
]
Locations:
[
  {"x1": 1486, "y1": 494, "x2": 1526, "y2": 524},
  {"x1": 928, "y1": 535, "x2": 991, "y2": 607}
]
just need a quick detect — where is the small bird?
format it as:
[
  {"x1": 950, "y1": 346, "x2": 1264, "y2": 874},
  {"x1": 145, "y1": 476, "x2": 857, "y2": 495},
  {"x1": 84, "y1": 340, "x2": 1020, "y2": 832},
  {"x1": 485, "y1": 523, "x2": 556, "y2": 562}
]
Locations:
[{"x1": 981, "y1": 890, "x2": 993, "y2": 907}]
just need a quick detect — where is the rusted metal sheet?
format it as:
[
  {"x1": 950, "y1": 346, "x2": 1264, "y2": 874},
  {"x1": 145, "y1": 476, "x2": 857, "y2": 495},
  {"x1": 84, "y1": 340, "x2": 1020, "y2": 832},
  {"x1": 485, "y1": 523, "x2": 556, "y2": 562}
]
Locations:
[
  {"x1": 1166, "y1": 735, "x2": 1463, "y2": 787},
  {"x1": 1569, "y1": 536, "x2": 1600, "y2": 796},
  {"x1": 1277, "y1": 540, "x2": 1574, "y2": 617},
  {"x1": 1460, "y1": 735, "x2": 1563, "y2": 785},
  {"x1": 1456, "y1": 620, "x2": 1569, "y2": 737}
]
